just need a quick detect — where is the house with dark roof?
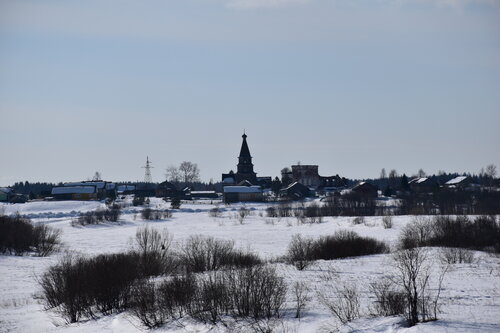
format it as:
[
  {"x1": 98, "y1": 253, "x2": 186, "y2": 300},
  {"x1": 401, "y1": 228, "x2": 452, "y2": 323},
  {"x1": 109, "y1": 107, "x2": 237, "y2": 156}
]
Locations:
[
  {"x1": 350, "y1": 182, "x2": 379, "y2": 198},
  {"x1": 408, "y1": 177, "x2": 439, "y2": 193},
  {"x1": 280, "y1": 182, "x2": 311, "y2": 200},
  {"x1": 156, "y1": 181, "x2": 178, "y2": 198},
  {"x1": 444, "y1": 176, "x2": 471, "y2": 190},
  {"x1": 223, "y1": 185, "x2": 263, "y2": 203}
]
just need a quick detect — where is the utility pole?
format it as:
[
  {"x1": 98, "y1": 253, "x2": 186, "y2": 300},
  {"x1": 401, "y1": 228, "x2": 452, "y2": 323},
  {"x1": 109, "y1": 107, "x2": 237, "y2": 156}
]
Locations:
[{"x1": 142, "y1": 156, "x2": 153, "y2": 183}]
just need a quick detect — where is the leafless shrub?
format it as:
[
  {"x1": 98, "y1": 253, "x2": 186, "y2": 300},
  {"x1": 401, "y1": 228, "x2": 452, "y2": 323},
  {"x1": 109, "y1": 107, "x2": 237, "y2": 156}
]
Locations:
[
  {"x1": 238, "y1": 206, "x2": 251, "y2": 224},
  {"x1": 190, "y1": 271, "x2": 230, "y2": 324},
  {"x1": 130, "y1": 280, "x2": 165, "y2": 328},
  {"x1": 400, "y1": 215, "x2": 500, "y2": 252},
  {"x1": 133, "y1": 196, "x2": 145, "y2": 206},
  {"x1": 293, "y1": 282, "x2": 311, "y2": 319},
  {"x1": 135, "y1": 226, "x2": 173, "y2": 256},
  {"x1": 399, "y1": 216, "x2": 434, "y2": 249},
  {"x1": 33, "y1": 224, "x2": 62, "y2": 257},
  {"x1": 181, "y1": 236, "x2": 234, "y2": 273},
  {"x1": 370, "y1": 280, "x2": 406, "y2": 316},
  {"x1": 303, "y1": 203, "x2": 323, "y2": 224},
  {"x1": 141, "y1": 208, "x2": 171, "y2": 220},
  {"x1": 226, "y1": 266, "x2": 287, "y2": 320},
  {"x1": 247, "y1": 318, "x2": 298, "y2": 333},
  {"x1": 266, "y1": 206, "x2": 278, "y2": 218},
  {"x1": 382, "y1": 215, "x2": 393, "y2": 229},
  {"x1": 265, "y1": 218, "x2": 275, "y2": 225},
  {"x1": 440, "y1": 247, "x2": 475, "y2": 264},
  {"x1": 103, "y1": 204, "x2": 121, "y2": 222},
  {"x1": 134, "y1": 226, "x2": 176, "y2": 275},
  {"x1": 318, "y1": 283, "x2": 360, "y2": 324},
  {"x1": 286, "y1": 234, "x2": 314, "y2": 270},
  {"x1": 130, "y1": 274, "x2": 197, "y2": 328},
  {"x1": 0, "y1": 215, "x2": 61, "y2": 256},
  {"x1": 277, "y1": 203, "x2": 293, "y2": 217},
  {"x1": 392, "y1": 248, "x2": 447, "y2": 326},
  {"x1": 209, "y1": 206, "x2": 223, "y2": 218},
  {"x1": 352, "y1": 216, "x2": 365, "y2": 225},
  {"x1": 72, "y1": 207, "x2": 122, "y2": 226},
  {"x1": 311, "y1": 230, "x2": 389, "y2": 260},
  {"x1": 180, "y1": 236, "x2": 262, "y2": 273},
  {"x1": 40, "y1": 252, "x2": 142, "y2": 323}
]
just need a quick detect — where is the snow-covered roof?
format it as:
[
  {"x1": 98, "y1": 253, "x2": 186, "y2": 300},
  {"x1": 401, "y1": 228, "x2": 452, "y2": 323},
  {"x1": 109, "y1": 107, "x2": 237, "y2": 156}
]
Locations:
[
  {"x1": 52, "y1": 186, "x2": 96, "y2": 195},
  {"x1": 409, "y1": 177, "x2": 428, "y2": 184},
  {"x1": 223, "y1": 177, "x2": 235, "y2": 183},
  {"x1": 191, "y1": 191, "x2": 217, "y2": 194},
  {"x1": 0, "y1": 187, "x2": 12, "y2": 193},
  {"x1": 284, "y1": 182, "x2": 308, "y2": 191},
  {"x1": 223, "y1": 186, "x2": 262, "y2": 193},
  {"x1": 65, "y1": 181, "x2": 106, "y2": 189},
  {"x1": 445, "y1": 176, "x2": 467, "y2": 185},
  {"x1": 117, "y1": 185, "x2": 135, "y2": 192}
]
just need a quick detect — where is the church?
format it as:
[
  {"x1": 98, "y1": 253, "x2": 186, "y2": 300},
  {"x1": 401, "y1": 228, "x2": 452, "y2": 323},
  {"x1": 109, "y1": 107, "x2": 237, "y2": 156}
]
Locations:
[{"x1": 222, "y1": 133, "x2": 271, "y2": 187}]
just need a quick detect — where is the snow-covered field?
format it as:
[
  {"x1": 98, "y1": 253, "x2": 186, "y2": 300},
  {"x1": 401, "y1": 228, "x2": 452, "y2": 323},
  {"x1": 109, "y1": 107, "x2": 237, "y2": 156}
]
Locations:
[{"x1": 1, "y1": 198, "x2": 499, "y2": 333}]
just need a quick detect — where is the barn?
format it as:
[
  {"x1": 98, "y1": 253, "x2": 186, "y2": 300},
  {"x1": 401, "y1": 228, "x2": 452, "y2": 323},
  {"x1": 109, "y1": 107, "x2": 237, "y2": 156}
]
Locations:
[
  {"x1": 51, "y1": 186, "x2": 98, "y2": 201},
  {"x1": 223, "y1": 186, "x2": 263, "y2": 203}
]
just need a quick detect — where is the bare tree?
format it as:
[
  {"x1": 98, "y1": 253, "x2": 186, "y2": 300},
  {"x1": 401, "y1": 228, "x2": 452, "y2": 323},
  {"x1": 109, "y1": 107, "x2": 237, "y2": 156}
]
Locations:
[
  {"x1": 179, "y1": 161, "x2": 200, "y2": 183},
  {"x1": 135, "y1": 226, "x2": 173, "y2": 257},
  {"x1": 380, "y1": 168, "x2": 387, "y2": 179},
  {"x1": 393, "y1": 248, "x2": 427, "y2": 325},
  {"x1": 417, "y1": 169, "x2": 426, "y2": 178},
  {"x1": 391, "y1": 247, "x2": 446, "y2": 326},
  {"x1": 485, "y1": 164, "x2": 497, "y2": 179},
  {"x1": 318, "y1": 283, "x2": 360, "y2": 324},
  {"x1": 165, "y1": 165, "x2": 181, "y2": 183},
  {"x1": 92, "y1": 171, "x2": 102, "y2": 181},
  {"x1": 293, "y1": 282, "x2": 311, "y2": 319},
  {"x1": 388, "y1": 169, "x2": 398, "y2": 179}
]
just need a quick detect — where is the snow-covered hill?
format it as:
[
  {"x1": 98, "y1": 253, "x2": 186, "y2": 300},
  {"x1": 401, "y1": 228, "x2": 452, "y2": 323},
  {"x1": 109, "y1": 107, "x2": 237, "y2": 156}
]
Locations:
[{"x1": 1, "y1": 199, "x2": 499, "y2": 333}]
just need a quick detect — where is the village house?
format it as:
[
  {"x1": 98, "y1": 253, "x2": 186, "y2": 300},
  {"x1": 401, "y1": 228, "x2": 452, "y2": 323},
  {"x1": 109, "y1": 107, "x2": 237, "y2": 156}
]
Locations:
[
  {"x1": 51, "y1": 186, "x2": 98, "y2": 201},
  {"x1": 223, "y1": 185, "x2": 263, "y2": 203},
  {"x1": 444, "y1": 176, "x2": 471, "y2": 190},
  {"x1": 350, "y1": 182, "x2": 379, "y2": 198},
  {"x1": 280, "y1": 182, "x2": 311, "y2": 200},
  {"x1": 408, "y1": 177, "x2": 439, "y2": 193}
]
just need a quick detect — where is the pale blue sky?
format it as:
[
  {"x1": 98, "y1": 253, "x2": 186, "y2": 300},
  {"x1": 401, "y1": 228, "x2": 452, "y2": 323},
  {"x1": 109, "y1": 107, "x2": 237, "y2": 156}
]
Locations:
[{"x1": 1, "y1": 0, "x2": 499, "y2": 184}]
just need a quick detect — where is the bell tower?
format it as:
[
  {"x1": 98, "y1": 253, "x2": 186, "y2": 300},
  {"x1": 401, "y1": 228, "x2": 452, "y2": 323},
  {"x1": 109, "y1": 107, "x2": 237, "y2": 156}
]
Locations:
[{"x1": 236, "y1": 132, "x2": 257, "y2": 183}]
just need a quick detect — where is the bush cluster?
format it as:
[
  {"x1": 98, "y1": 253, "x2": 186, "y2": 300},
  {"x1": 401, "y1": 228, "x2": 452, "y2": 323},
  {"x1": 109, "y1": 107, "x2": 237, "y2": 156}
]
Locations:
[
  {"x1": 40, "y1": 230, "x2": 265, "y2": 325},
  {"x1": 180, "y1": 235, "x2": 262, "y2": 273},
  {"x1": 141, "y1": 208, "x2": 172, "y2": 220},
  {"x1": 131, "y1": 266, "x2": 287, "y2": 328},
  {"x1": 287, "y1": 230, "x2": 389, "y2": 269},
  {"x1": 130, "y1": 274, "x2": 196, "y2": 328},
  {"x1": 133, "y1": 196, "x2": 145, "y2": 206},
  {"x1": 370, "y1": 280, "x2": 406, "y2": 317},
  {"x1": 0, "y1": 215, "x2": 61, "y2": 256},
  {"x1": 400, "y1": 215, "x2": 500, "y2": 252},
  {"x1": 72, "y1": 206, "x2": 122, "y2": 226},
  {"x1": 40, "y1": 252, "x2": 142, "y2": 322}
]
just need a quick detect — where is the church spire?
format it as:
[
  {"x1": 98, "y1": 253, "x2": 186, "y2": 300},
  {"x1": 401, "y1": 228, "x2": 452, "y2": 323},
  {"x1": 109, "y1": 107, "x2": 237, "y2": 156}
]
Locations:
[{"x1": 239, "y1": 132, "x2": 251, "y2": 158}]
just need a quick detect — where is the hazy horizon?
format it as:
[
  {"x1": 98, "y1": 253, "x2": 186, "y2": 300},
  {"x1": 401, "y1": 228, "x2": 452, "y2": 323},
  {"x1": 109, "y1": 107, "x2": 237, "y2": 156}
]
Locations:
[{"x1": 1, "y1": 0, "x2": 499, "y2": 185}]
